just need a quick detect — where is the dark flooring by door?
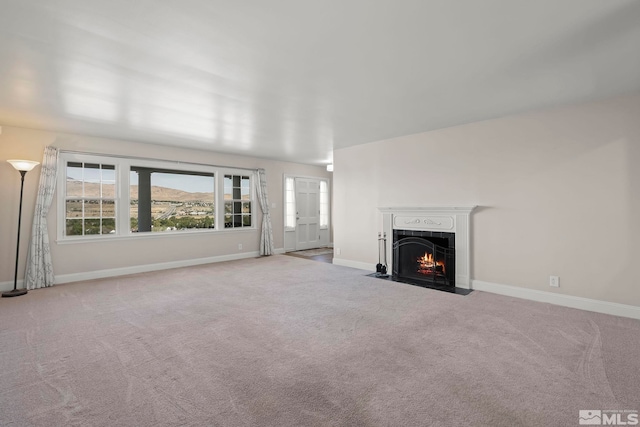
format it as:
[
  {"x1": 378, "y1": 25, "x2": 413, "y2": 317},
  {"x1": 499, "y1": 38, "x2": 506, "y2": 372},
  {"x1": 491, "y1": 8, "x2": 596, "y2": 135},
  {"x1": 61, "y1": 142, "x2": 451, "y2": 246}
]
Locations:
[{"x1": 285, "y1": 248, "x2": 333, "y2": 264}]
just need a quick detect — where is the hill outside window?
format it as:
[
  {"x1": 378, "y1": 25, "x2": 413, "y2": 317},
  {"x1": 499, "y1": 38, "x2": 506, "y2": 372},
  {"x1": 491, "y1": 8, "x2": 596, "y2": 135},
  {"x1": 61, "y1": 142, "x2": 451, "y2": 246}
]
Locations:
[{"x1": 130, "y1": 167, "x2": 215, "y2": 233}]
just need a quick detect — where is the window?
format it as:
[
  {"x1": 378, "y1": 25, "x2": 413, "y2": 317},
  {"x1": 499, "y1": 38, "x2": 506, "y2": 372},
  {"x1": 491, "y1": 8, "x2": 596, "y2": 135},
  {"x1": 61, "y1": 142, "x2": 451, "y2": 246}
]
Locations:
[
  {"x1": 130, "y1": 167, "x2": 214, "y2": 233},
  {"x1": 64, "y1": 161, "x2": 116, "y2": 236},
  {"x1": 58, "y1": 152, "x2": 255, "y2": 241},
  {"x1": 224, "y1": 174, "x2": 252, "y2": 228},
  {"x1": 284, "y1": 177, "x2": 296, "y2": 230},
  {"x1": 319, "y1": 180, "x2": 329, "y2": 229}
]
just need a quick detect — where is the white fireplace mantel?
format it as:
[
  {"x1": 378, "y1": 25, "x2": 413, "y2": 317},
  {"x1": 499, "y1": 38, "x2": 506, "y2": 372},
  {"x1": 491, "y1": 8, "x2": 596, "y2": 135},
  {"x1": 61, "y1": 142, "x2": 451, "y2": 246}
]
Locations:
[{"x1": 379, "y1": 206, "x2": 477, "y2": 289}]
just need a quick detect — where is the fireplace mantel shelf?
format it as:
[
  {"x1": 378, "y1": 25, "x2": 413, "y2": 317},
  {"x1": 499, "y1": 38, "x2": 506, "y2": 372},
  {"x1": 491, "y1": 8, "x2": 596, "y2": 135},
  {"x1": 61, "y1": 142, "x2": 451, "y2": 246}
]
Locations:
[{"x1": 378, "y1": 206, "x2": 477, "y2": 213}]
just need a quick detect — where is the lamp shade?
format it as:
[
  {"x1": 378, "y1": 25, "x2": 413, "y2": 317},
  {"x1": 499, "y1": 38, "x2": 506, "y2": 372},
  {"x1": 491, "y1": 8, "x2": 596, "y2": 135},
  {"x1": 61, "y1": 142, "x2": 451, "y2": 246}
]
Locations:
[{"x1": 7, "y1": 159, "x2": 40, "y2": 172}]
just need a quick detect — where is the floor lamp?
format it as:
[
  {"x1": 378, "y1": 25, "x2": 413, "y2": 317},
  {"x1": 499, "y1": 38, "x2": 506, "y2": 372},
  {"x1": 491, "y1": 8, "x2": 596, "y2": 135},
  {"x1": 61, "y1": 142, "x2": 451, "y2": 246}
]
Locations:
[{"x1": 3, "y1": 159, "x2": 40, "y2": 298}]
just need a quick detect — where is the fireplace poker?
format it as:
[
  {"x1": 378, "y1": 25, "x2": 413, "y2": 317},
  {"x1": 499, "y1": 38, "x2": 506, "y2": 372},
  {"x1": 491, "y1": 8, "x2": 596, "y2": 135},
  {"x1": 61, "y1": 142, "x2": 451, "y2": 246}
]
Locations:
[
  {"x1": 376, "y1": 232, "x2": 384, "y2": 273},
  {"x1": 381, "y1": 232, "x2": 388, "y2": 276}
]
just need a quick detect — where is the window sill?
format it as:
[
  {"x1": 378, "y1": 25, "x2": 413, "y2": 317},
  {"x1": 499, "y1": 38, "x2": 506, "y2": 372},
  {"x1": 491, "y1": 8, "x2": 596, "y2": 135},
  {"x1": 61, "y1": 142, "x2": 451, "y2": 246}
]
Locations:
[{"x1": 56, "y1": 227, "x2": 258, "y2": 244}]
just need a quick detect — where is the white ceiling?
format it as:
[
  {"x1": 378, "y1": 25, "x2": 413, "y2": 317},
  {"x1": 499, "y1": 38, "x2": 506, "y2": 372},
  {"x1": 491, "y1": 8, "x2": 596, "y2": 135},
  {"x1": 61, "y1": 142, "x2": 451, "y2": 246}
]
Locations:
[{"x1": 1, "y1": 0, "x2": 639, "y2": 165}]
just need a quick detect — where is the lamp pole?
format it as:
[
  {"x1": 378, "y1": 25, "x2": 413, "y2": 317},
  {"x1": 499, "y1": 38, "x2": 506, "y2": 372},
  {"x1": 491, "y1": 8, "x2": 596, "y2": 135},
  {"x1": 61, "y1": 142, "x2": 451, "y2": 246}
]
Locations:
[{"x1": 3, "y1": 160, "x2": 39, "y2": 298}]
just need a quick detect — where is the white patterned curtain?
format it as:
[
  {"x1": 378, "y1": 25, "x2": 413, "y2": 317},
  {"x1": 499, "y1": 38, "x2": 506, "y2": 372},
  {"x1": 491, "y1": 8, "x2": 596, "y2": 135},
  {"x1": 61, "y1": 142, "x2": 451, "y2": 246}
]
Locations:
[
  {"x1": 255, "y1": 168, "x2": 274, "y2": 256},
  {"x1": 25, "y1": 146, "x2": 58, "y2": 290}
]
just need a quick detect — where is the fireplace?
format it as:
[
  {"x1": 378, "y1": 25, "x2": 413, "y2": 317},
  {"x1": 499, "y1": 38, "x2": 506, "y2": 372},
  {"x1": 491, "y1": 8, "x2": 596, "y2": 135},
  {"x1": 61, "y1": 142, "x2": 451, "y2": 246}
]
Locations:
[
  {"x1": 393, "y1": 230, "x2": 455, "y2": 289},
  {"x1": 379, "y1": 206, "x2": 476, "y2": 290}
]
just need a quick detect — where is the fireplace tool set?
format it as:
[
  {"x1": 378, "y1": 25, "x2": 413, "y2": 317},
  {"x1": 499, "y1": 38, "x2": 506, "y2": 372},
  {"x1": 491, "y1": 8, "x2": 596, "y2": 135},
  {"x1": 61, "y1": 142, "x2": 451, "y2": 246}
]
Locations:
[{"x1": 376, "y1": 232, "x2": 389, "y2": 277}]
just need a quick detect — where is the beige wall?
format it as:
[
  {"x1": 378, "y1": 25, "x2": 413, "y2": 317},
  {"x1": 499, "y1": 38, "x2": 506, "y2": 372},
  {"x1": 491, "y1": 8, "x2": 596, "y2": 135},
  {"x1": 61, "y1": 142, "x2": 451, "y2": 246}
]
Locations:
[
  {"x1": 0, "y1": 125, "x2": 330, "y2": 282},
  {"x1": 333, "y1": 93, "x2": 640, "y2": 307}
]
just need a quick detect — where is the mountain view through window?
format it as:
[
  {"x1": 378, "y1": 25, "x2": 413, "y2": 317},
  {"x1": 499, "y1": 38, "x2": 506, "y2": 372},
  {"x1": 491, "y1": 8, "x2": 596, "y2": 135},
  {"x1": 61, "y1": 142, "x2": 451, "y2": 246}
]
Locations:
[{"x1": 130, "y1": 168, "x2": 215, "y2": 233}]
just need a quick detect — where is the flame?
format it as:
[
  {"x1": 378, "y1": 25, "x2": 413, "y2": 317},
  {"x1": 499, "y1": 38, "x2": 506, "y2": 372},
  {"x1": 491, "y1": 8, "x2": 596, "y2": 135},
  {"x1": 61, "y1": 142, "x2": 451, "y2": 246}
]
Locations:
[{"x1": 417, "y1": 252, "x2": 445, "y2": 275}]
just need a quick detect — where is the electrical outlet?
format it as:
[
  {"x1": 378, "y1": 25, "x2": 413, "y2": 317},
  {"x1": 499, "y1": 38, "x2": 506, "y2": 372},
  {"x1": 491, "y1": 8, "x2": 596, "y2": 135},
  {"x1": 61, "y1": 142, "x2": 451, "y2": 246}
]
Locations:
[
  {"x1": 549, "y1": 275, "x2": 560, "y2": 287},
  {"x1": 336, "y1": 248, "x2": 341, "y2": 255},
  {"x1": 238, "y1": 243, "x2": 243, "y2": 251}
]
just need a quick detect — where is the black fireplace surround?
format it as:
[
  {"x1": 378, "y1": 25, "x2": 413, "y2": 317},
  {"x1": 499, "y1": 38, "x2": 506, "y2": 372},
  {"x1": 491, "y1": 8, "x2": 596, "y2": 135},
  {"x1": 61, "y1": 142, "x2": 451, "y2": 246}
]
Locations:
[{"x1": 392, "y1": 229, "x2": 455, "y2": 289}]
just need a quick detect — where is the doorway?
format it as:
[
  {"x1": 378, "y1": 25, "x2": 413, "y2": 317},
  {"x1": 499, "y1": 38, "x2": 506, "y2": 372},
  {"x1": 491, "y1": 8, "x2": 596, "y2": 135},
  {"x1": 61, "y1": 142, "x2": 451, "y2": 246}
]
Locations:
[{"x1": 284, "y1": 175, "x2": 330, "y2": 252}]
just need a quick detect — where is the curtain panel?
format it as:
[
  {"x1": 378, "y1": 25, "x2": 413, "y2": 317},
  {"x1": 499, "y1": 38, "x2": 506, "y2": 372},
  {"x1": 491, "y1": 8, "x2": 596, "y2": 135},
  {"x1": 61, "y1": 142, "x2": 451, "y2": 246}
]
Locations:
[
  {"x1": 25, "y1": 146, "x2": 58, "y2": 289},
  {"x1": 255, "y1": 169, "x2": 274, "y2": 256}
]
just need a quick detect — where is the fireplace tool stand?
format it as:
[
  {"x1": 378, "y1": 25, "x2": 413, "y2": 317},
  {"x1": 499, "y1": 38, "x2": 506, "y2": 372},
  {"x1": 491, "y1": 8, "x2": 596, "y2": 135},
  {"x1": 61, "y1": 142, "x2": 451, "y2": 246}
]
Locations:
[{"x1": 376, "y1": 232, "x2": 388, "y2": 277}]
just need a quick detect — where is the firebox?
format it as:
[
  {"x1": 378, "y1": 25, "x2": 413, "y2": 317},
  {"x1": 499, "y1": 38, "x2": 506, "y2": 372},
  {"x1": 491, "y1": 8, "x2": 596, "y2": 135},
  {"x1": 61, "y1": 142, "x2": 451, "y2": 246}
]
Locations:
[{"x1": 392, "y1": 229, "x2": 455, "y2": 289}]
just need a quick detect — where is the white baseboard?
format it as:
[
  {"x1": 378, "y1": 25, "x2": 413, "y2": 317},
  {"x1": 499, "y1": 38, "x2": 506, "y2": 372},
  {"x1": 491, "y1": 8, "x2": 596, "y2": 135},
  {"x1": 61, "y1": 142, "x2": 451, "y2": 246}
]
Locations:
[
  {"x1": 332, "y1": 258, "x2": 376, "y2": 272},
  {"x1": 0, "y1": 279, "x2": 24, "y2": 292},
  {"x1": 2, "y1": 249, "x2": 287, "y2": 291},
  {"x1": 472, "y1": 279, "x2": 640, "y2": 320},
  {"x1": 7, "y1": 255, "x2": 637, "y2": 320},
  {"x1": 56, "y1": 251, "x2": 271, "y2": 284}
]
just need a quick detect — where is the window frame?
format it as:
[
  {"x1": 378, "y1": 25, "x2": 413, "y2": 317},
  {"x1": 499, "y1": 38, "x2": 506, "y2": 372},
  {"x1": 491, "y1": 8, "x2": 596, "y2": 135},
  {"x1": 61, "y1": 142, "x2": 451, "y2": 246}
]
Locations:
[
  {"x1": 222, "y1": 172, "x2": 254, "y2": 229},
  {"x1": 57, "y1": 152, "x2": 257, "y2": 243},
  {"x1": 58, "y1": 153, "x2": 120, "y2": 241},
  {"x1": 129, "y1": 164, "x2": 216, "y2": 233}
]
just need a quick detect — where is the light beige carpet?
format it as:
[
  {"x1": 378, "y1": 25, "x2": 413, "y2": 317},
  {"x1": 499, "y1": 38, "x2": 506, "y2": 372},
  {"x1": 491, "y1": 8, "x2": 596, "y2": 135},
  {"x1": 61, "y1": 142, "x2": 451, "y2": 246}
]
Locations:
[{"x1": 1, "y1": 255, "x2": 638, "y2": 426}]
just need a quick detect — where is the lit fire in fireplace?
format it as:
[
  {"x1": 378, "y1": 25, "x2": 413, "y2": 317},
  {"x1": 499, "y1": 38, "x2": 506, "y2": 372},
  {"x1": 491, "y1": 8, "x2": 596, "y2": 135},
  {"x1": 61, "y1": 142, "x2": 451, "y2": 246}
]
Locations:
[{"x1": 417, "y1": 252, "x2": 446, "y2": 275}]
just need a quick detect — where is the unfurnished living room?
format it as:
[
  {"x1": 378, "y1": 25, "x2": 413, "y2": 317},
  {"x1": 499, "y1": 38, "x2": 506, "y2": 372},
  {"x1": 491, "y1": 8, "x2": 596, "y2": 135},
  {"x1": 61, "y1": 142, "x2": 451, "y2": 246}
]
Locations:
[{"x1": 1, "y1": 1, "x2": 639, "y2": 426}]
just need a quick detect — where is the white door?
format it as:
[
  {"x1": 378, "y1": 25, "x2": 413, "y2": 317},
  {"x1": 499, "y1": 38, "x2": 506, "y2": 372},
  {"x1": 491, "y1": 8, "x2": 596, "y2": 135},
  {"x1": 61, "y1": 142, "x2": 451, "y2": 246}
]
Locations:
[{"x1": 295, "y1": 178, "x2": 320, "y2": 250}]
